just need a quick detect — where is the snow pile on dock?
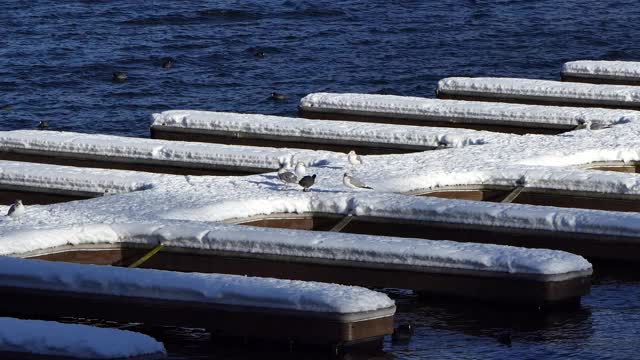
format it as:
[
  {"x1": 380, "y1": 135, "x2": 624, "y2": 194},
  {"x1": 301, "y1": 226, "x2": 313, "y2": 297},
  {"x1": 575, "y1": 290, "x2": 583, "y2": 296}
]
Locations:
[
  {"x1": 0, "y1": 160, "x2": 155, "y2": 195},
  {"x1": 0, "y1": 317, "x2": 165, "y2": 359},
  {"x1": 151, "y1": 110, "x2": 502, "y2": 148},
  {"x1": 300, "y1": 92, "x2": 640, "y2": 128},
  {"x1": 0, "y1": 130, "x2": 340, "y2": 171},
  {"x1": 563, "y1": 60, "x2": 640, "y2": 80},
  {"x1": 437, "y1": 77, "x2": 640, "y2": 105},
  {"x1": 0, "y1": 256, "x2": 394, "y2": 314},
  {"x1": 0, "y1": 222, "x2": 591, "y2": 278}
]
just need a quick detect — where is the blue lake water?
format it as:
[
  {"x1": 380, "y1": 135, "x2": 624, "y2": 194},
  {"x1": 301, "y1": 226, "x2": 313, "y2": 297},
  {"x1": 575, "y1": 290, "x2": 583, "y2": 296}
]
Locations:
[{"x1": 2, "y1": 1, "x2": 640, "y2": 359}]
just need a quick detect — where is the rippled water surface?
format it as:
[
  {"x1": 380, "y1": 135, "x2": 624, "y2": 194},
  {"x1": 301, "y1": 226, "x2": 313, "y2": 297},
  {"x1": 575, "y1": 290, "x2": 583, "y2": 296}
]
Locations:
[{"x1": 3, "y1": 1, "x2": 640, "y2": 359}]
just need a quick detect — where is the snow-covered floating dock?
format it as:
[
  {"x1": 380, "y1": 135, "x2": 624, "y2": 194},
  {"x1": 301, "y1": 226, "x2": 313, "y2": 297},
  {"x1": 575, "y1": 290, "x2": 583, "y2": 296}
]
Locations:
[
  {"x1": 6, "y1": 222, "x2": 592, "y2": 307},
  {"x1": 0, "y1": 256, "x2": 396, "y2": 347},
  {"x1": 298, "y1": 92, "x2": 639, "y2": 134},
  {"x1": 562, "y1": 60, "x2": 640, "y2": 86},
  {"x1": 150, "y1": 110, "x2": 498, "y2": 153},
  {"x1": 437, "y1": 77, "x2": 640, "y2": 110},
  {"x1": 0, "y1": 130, "x2": 339, "y2": 176},
  {"x1": 0, "y1": 160, "x2": 156, "y2": 205},
  {"x1": 0, "y1": 317, "x2": 166, "y2": 360}
]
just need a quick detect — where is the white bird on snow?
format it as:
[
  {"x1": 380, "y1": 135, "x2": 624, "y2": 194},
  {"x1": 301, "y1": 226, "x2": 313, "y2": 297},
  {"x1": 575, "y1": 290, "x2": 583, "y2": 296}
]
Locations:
[
  {"x1": 6, "y1": 200, "x2": 25, "y2": 217},
  {"x1": 343, "y1": 173, "x2": 372, "y2": 189},
  {"x1": 294, "y1": 161, "x2": 306, "y2": 178},
  {"x1": 277, "y1": 162, "x2": 298, "y2": 186},
  {"x1": 348, "y1": 150, "x2": 363, "y2": 166}
]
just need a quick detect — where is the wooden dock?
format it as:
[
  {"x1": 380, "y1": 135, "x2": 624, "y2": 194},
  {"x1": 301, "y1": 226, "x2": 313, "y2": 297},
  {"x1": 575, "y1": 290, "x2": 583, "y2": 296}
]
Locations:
[
  {"x1": 0, "y1": 160, "x2": 155, "y2": 205},
  {"x1": 235, "y1": 212, "x2": 639, "y2": 263},
  {"x1": 0, "y1": 148, "x2": 267, "y2": 176},
  {"x1": 436, "y1": 77, "x2": 640, "y2": 110},
  {"x1": 0, "y1": 256, "x2": 395, "y2": 348},
  {"x1": 151, "y1": 124, "x2": 436, "y2": 155},
  {"x1": 297, "y1": 93, "x2": 637, "y2": 134},
  {"x1": 410, "y1": 184, "x2": 640, "y2": 213},
  {"x1": 21, "y1": 226, "x2": 593, "y2": 308},
  {"x1": 0, "y1": 131, "x2": 326, "y2": 176},
  {"x1": 562, "y1": 61, "x2": 640, "y2": 86}
]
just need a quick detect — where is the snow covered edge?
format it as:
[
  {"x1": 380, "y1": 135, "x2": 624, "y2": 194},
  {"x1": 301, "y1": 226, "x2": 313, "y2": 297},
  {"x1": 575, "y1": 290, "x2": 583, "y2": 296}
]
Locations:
[
  {"x1": 1, "y1": 221, "x2": 592, "y2": 278},
  {"x1": 0, "y1": 317, "x2": 166, "y2": 359}
]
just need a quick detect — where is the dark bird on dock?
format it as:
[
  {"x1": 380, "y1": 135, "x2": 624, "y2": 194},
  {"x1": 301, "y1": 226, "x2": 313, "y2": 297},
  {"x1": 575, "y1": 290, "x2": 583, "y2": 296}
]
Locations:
[
  {"x1": 37, "y1": 121, "x2": 49, "y2": 129},
  {"x1": 392, "y1": 322, "x2": 414, "y2": 343},
  {"x1": 6, "y1": 199, "x2": 25, "y2": 217},
  {"x1": 0, "y1": 104, "x2": 12, "y2": 110},
  {"x1": 112, "y1": 72, "x2": 128, "y2": 82},
  {"x1": 271, "y1": 92, "x2": 287, "y2": 101},
  {"x1": 299, "y1": 174, "x2": 316, "y2": 192},
  {"x1": 161, "y1": 57, "x2": 175, "y2": 69}
]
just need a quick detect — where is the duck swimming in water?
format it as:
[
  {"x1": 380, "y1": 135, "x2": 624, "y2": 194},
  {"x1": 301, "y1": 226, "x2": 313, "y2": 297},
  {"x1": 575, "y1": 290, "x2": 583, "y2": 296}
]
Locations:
[
  {"x1": 271, "y1": 92, "x2": 287, "y2": 101},
  {"x1": 112, "y1": 72, "x2": 128, "y2": 82},
  {"x1": 161, "y1": 57, "x2": 175, "y2": 69}
]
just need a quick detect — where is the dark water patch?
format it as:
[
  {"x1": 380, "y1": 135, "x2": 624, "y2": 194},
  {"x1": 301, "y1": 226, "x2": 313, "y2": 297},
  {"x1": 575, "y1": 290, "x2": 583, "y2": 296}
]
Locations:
[{"x1": 196, "y1": 8, "x2": 263, "y2": 21}]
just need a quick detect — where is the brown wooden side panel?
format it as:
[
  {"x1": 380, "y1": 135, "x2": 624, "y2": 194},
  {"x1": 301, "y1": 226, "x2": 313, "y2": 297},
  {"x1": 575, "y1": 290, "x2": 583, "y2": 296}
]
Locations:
[
  {"x1": 30, "y1": 249, "x2": 128, "y2": 265},
  {"x1": 561, "y1": 74, "x2": 640, "y2": 86},
  {"x1": 436, "y1": 92, "x2": 640, "y2": 111},
  {"x1": 513, "y1": 192, "x2": 640, "y2": 212},
  {"x1": 29, "y1": 248, "x2": 589, "y2": 305},
  {"x1": 0, "y1": 286, "x2": 392, "y2": 345},
  {"x1": 298, "y1": 109, "x2": 566, "y2": 135},
  {"x1": 341, "y1": 219, "x2": 640, "y2": 262},
  {"x1": 151, "y1": 128, "x2": 422, "y2": 155},
  {"x1": 0, "y1": 152, "x2": 253, "y2": 176},
  {"x1": 0, "y1": 190, "x2": 92, "y2": 206},
  {"x1": 132, "y1": 251, "x2": 589, "y2": 305},
  {"x1": 418, "y1": 189, "x2": 511, "y2": 202},
  {"x1": 241, "y1": 217, "x2": 339, "y2": 231},
  {"x1": 587, "y1": 165, "x2": 639, "y2": 173}
]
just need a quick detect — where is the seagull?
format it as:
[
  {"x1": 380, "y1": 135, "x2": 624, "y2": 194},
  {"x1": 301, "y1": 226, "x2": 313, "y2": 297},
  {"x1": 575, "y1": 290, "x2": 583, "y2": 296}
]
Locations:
[
  {"x1": 348, "y1": 150, "x2": 363, "y2": 166},
  {"x1": 6, "y1": 200, "x2": 24, "y2": 217},
  {"x1": 574, "y1": 120, "x2": 593, "y2": 130},
  {"x1": 277, "y1": 162, "x2": 298, "y2": 186},
  {"x1": 343, "y1": 173, "x2": 372, "y2": 189},
  {"x1": 299, "y1": 174, "x2": 316, "y2": 192},
  {"x1": 294, "y1": 161, "x2": 306, "y2": 178}
]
